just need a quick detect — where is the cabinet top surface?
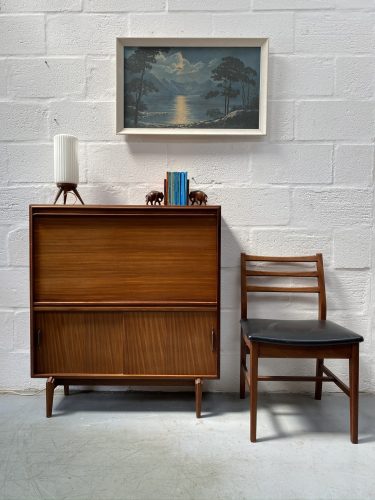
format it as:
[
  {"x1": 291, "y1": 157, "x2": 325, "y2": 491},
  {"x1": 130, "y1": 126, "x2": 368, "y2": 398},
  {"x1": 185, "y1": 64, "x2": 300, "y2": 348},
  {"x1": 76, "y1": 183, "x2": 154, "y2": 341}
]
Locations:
[{"x1": 30, "y1": 205, "x2": 221, "y2": 212}]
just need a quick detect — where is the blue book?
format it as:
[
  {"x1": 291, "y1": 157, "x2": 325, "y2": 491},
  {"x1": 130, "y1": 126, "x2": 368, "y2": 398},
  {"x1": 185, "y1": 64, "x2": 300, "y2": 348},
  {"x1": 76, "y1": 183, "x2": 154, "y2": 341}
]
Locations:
[
  {"x1": 166, "y1": 171, "x2": 188, "y2": 205},
  {"x1": 171, "y1": 172, "x2": 175, "y2": 205},
  {"x1": 183, "y1": 172, "x2": 188, "y2": 205},
  {"x1": 184, "y1": 172, "x2": 187, "y2": 205},
  {"x1": 174, "y1": 172, "x2": 178, "y2": 205},
  {"x1": 172, "y1": 171, "x2": 175, "y2": 205},
  {"x1": 179, "y1": 172, "x2": 184, "y2": 205},
  {"x1": 177, "y1": 172, "x2": 180, "y2": 205}
]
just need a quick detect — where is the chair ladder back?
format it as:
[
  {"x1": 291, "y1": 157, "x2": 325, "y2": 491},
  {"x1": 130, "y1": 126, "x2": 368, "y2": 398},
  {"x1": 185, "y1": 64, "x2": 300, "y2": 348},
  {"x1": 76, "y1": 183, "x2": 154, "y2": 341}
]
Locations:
[
  {"x1": 241, "y1": 253, "x2": 248, "y2": 319},
  {"x1": 316, "y1": 253, "x2": 327, "y2": 320},
  {"x1": 241, "y1": 253, "x2": 327, "y2": 320}
]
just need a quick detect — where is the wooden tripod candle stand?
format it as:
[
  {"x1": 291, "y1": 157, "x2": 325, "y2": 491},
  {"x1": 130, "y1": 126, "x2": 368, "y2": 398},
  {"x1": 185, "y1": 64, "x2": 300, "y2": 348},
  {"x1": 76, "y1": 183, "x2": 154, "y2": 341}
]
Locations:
[{"x1": 54, "y1": 183, "x2": 84, "y2": 205}]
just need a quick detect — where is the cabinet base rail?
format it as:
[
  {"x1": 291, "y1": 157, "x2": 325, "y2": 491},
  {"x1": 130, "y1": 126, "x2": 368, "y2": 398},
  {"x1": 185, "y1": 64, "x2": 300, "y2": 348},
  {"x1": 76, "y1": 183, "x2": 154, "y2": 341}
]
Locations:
[{"x1": 46, "y1": 377, "x2": 205, "y2": 418}]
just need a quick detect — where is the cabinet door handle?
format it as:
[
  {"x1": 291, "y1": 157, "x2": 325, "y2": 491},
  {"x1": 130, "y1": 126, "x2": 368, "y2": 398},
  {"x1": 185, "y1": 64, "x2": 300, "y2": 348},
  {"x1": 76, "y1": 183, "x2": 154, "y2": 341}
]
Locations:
[
  {"x1": 211, "y1": 329, "x2": 215, "y2": 352},
  {"x1": 36, "y1": 329, "x2": 41, "y2": 348}
]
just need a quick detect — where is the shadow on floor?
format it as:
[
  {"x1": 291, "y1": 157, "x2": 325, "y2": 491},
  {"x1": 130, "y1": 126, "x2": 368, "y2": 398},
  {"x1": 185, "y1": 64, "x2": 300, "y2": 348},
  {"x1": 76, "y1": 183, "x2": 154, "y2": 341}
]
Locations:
[
  {"x1": 54, "y1": 390, "x2": 237, "y2": 418},
  {"x1": 52, "y1": 390, "x2": 375, "y2": 442}
]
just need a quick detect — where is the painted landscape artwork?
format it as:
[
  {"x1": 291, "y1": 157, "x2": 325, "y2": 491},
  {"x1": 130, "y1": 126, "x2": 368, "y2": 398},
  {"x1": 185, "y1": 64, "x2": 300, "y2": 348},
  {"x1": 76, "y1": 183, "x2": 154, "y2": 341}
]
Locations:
[{"x1": 123, "y1": 46, "x2": 261, "y2": 130}]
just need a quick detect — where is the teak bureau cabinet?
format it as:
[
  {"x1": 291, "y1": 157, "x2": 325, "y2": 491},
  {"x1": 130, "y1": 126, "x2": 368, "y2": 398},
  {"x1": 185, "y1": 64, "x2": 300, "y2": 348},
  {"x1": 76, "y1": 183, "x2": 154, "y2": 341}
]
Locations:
[{"x1": 30, "y1": 205, "x2": 221, "y2": 417}]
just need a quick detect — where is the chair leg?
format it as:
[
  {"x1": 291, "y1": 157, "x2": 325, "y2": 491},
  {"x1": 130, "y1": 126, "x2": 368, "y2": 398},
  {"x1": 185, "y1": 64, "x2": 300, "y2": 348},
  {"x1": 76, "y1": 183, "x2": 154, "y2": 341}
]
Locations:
[
  {"x1": 240, "y1": 333, "x2": 246, "y2": 399},
  {"x1": 315, "y1": 358, "x2": 324, "y2": 400},
  {"x1": 250, "y1": 342, "x2": 259, "y2": 442},
  {"x1": 349, "y1": 344, "x2": 359, "y2": 444},
  {"x1": 64, "y1": 384, "x2": 70, "y2": 396}
]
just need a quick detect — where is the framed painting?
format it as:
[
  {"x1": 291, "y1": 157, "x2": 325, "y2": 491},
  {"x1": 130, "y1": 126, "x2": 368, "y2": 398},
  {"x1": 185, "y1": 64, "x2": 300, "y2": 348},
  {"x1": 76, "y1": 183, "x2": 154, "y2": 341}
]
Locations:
[{"x1": 116, "y1": 38, "x2": 268, "y2": 136}]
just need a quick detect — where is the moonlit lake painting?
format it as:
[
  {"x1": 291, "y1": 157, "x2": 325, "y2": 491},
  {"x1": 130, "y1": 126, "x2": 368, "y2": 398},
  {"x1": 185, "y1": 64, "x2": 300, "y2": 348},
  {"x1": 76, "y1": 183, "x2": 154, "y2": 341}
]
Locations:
[{"x1": 123, "y1": 46, "x2": 261, "y2": 130}]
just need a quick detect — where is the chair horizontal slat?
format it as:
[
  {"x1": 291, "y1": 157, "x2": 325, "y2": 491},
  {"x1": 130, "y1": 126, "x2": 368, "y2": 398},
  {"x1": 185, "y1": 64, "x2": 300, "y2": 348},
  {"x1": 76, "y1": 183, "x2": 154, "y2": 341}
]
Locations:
[
  {"x1": 244, "y1": 255, "x2": 318, "y2": 262},
  {"x1": 246, "y1": 286, "x2": 320, "y2": 293},
  {"x1": 246, "y1": 270, "x2": 318, "y2": 277}
]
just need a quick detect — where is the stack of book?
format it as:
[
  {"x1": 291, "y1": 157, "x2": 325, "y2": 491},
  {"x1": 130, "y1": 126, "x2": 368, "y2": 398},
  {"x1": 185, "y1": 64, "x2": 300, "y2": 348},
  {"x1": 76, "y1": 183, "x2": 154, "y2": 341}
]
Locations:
[{"x1": 165, "y1": 172, "x2": 189, "y2": 206}]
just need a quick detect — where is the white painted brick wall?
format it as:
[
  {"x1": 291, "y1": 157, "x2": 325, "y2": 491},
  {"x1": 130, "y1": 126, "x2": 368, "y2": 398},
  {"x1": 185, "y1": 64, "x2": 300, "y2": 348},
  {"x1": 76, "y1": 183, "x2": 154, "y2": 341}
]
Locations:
[
  {"x1": 0, "y1": 60, "x2": 6, "y2": 96},
  {"x1": 0, "y1": 269, "x2": 29, "y2": 308},
  {"x1": 0, "y1": 226, "x2": 9, "y2": 265},
  {"x1": 253, "y1": 0, "x2": 335, "y2": 9},
  {"x1": 0, "y1": 1, "x2": 374, "y2": 394},
  {"x1": 8, "y1": 227, "x2": 29, "y2": 266},
  {"x1": 212, "y1": 13, "x2": 294, "y2": 53},
  {"x1": 335, "y1": 56, "x2": 375, "y2": 99},
  {"x1": 46, "y1": 14, "x2": 129, "y2": 55},
  {"x1": 213, "y1": 186, "x2": 290, "y2": 226},
  {"x1": 0, "y1": 0, "x2": 82, "y2": 12},
  {"x1": 0, "y1": 15, "x2": 45, "y2": 54},
  {"x1": 84, "y1": 0, "x2": 166, "y2": 12},
  {"x1": 295, "y1": 13, "x2": 375, "y2": 54},
  {"x1": 250, "y1": 228, "x2": 332, "y2": 262},
  {"x1": 269, "y1": 56, "x2": 334, "y2": 99},
  {"x1": 167, "y1": 142, "x2": 252, "y2": 184},
  {"x1": 295, "y1": 101, "x2": 374, "y2": 141},
  {"x1": 87, "y1": 142, "x2": 167, "y2": 184},
  {"x1": 168, "y1": 0, "x2": 249, "y2": 11},
  {"x1": 326, "y1": 270, "x2": 370, "y2": 313},
  {"x1": 5, "y1": 143, "x2": 54, "y2": 183},
  {"x1": 334, "y1": 145, "x2": 374, "y2": 186},
  {"x1": 292, "y1": 188, "x2": 373, "y2": 227},
  {"x1": 333, "y1": 227, "x2": 372, "y2": 269},
  {"x1": 130, "y1": 13, "x2": 213, "y2": 37},
  {"x1": 49, "y1": 101, "x2": 118, "y2": 141},
  {"x1": 13, "y1": 310, "x2": 29, "y2": 352},
  {"x1": 251, "y1": 144, "x2": 333, "y2": 184},
  {"x1": 266, "y1": 101, "x2": 294, "y2": 141},
  {"x1": 7, "y1": 58, "x2": 86, "y2": 98},
  {"x1": 0, "y1": 103, "x2": 48, "y2": 140},
  {"x1": 0, "y1": 312, "x2": 13, "y2": 351},
  {"x1": 86, "y1": 57, "x2": 116, "y2": 99}
]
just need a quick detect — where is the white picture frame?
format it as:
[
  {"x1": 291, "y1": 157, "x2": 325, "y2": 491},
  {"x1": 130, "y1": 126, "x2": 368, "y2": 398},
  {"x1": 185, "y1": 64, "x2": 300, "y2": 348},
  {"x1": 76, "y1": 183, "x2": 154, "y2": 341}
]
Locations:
[{"x1": 116, "y1": 37, "x2": 269, "y2": 136}]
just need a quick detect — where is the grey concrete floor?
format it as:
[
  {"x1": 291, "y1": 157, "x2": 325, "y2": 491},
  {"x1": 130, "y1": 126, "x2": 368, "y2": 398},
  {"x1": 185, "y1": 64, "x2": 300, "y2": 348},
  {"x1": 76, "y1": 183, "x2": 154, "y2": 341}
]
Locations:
[{"x1": 0, "y1": 391, "x2": 374, "y2": 500}]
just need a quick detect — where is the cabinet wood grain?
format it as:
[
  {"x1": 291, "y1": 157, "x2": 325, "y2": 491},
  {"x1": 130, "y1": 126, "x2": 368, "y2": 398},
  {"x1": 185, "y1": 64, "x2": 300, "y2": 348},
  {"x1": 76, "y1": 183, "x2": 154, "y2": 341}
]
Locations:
[
  {"x1": 124, "y1": 311, "x2": 217, "y2": 376},
  {"x1": 30, "y1": 205, "x2": 221, "y2": 417},
  {"x1": 35, "y1": 311, "x2": 124, "y2": 374}
]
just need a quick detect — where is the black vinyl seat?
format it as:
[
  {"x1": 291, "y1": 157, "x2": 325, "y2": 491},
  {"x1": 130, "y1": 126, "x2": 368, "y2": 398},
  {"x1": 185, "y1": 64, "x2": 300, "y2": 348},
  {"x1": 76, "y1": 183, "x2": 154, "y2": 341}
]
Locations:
[{"x1": 241, "y1": 318, "x2": 364, "y2": 346}]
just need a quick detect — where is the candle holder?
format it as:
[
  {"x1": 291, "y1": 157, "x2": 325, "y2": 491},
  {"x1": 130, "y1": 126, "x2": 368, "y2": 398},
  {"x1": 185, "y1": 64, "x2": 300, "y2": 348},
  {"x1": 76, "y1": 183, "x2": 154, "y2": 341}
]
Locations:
[
  {"x1": 54, "y1": 183, "x2": 84, "y2": 205},
  {"x1": 53, "y1": 134, "x2": 84, "y2": 205}
]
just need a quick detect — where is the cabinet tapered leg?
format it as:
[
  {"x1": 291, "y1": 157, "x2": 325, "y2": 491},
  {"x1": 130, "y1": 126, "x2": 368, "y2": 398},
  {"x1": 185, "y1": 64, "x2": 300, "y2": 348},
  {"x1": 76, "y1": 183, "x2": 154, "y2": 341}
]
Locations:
[
  {"x1": 195, "y1": 378, "x2": 202, "y2": 418},
  {"x1": 64, "y1": 384, "x2": 69, "y2": 396},
  {"x1": 46, "y1": 377, "x2": 56, "y2": 418}
]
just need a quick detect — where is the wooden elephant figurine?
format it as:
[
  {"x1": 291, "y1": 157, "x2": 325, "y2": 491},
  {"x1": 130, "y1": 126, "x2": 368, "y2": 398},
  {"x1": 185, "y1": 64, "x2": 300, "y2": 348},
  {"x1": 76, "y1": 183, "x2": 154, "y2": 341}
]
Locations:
[
  {"x1": 189, "y1": 190, "x2": 208, "y2": 206},
  {"x1": 146, "y1": 191, "x2": 164, "y2": 205}
]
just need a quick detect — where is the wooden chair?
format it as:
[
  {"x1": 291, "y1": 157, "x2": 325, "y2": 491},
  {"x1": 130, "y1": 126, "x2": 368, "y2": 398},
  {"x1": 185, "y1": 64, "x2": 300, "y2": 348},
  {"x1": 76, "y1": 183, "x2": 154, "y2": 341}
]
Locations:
[{"x1": 240, "y1": 253, "x2": 364, "y2": 443}]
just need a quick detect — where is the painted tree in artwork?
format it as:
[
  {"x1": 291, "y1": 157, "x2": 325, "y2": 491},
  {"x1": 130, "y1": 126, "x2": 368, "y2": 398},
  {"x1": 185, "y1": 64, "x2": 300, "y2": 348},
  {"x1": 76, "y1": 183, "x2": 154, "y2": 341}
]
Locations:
[
  {"x1": 240, "y1": 66, "x2": 257, "y2": 109},
  {"x1": 125, "y1": 48, "x2": 168, "y2": 127},
  {"x1": 205, "y1": 56, "x2": 258, "y2": 115},
  {"x1": 205, "y1": 57, "x2": 241, "y2": 115}
]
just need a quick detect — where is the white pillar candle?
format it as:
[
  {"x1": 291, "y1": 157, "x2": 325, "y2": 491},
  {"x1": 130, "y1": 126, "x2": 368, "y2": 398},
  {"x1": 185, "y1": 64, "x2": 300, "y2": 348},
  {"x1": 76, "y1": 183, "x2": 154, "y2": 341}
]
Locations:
[{"x1": 54, "y1": 134, "x2": 79, "y2": 184}]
